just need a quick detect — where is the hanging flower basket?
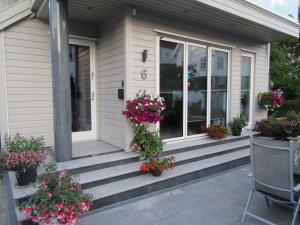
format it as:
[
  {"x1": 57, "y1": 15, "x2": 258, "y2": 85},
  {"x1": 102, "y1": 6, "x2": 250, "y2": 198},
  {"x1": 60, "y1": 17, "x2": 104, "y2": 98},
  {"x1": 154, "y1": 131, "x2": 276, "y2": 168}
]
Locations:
[{"x1": 258, "y1": 90, "x2": 284, "y2": 112}]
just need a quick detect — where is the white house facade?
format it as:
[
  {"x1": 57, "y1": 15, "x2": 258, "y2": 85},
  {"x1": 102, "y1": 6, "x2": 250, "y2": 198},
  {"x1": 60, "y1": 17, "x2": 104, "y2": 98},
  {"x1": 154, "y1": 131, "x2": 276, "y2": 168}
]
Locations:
[{"x1": 0, "y1": 0, "x2": 299, "y2": 161}]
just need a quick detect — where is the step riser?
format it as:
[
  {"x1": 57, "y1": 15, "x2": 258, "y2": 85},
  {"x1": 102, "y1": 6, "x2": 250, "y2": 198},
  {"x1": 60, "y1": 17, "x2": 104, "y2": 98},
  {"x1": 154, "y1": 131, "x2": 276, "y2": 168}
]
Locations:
[
  {"x1": 175, "y1": 145, "x2": 249, "y2": 166},
  {"x1": 91, "y1": 156, "x2": 250, "y2": 209},
  {"x1": 82, "y1": 171, "x2": 142, "y2": 189},
  {"x1": 69, "y1": 157, "x2": 139, "y2": 174},
  {"x1": 163, "y1": 136, "x2": 249, "y2": 156}
]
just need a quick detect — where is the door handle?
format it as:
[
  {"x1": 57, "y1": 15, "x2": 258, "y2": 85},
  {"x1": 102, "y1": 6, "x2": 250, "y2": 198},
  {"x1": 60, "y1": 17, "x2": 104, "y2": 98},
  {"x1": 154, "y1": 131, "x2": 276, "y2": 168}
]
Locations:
[{"x1": 91, "y1": 92, "x2": 94, "y2": 101}]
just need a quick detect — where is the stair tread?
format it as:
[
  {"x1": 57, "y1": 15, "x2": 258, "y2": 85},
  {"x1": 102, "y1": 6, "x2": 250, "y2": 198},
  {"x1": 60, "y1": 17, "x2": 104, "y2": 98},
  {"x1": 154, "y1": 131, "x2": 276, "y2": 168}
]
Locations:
[
  {"x1": 85, "y1": 149, "x2": 250, "y2": 200},
  {"x1": 58, "y1": 135, "x2": 250, "y2": 171},
  {"x1": 11, "y1": 139, "x2": 249, "y2": 200}
]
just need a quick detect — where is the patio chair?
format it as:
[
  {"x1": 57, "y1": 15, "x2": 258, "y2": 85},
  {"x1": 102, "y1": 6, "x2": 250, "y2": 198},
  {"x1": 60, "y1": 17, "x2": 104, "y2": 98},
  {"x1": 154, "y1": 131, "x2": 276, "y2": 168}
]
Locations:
[{"x1": 242, "y1": 135, "x2": 300, "y2": 225}]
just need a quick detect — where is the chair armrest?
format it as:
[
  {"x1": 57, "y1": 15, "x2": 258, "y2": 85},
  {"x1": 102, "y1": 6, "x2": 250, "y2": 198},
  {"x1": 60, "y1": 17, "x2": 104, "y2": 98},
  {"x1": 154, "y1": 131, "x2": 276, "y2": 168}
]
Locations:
[{"x1": 294, "y1": 183, "x2": 300, "y2": 193}]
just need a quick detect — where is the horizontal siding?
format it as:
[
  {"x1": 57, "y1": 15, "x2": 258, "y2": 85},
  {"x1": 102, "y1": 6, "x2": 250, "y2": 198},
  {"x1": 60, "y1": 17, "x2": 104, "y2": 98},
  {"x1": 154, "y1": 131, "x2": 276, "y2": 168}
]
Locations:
[
  {"x1": 131, "y1": 11, "x2": 268, "y2": 126},
  {"x1": 0, "y1": 0, "x2": 18, "y2": 9},
  {"x1": 97, "y1": 15, "x2": 124, "y2": 148},
  {"x1": 4, "y1": 18, "x2": 54, "y2": 146}
]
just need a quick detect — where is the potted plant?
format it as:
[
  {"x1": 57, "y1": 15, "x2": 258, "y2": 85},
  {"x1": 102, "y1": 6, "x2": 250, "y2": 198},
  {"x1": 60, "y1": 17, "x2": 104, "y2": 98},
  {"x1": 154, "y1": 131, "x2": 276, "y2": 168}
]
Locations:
[
  {"x1": 140, "y1": 156, "x2": 175, "y2": 177},
  {"x1": 207, "y1": 125, "x2": 228, "y2": 139},
  {"x1": 20, "y1": 163, "x2": 93, "y2": 225},
  {"x1": 229, "y1": 116, "x2": 247, "y2": 136},
  {"x1": 3, "y1": 134, "x2": 46, "y2": 186},
  {"x1": 123, "y1": 90, "x2": 166, "y2": 159}
]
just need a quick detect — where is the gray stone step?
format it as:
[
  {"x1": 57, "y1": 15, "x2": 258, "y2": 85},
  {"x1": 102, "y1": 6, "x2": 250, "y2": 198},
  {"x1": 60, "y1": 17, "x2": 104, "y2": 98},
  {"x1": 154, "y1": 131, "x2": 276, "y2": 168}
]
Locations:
[
  {"x1": 16, "y1": 148, "x2": 250, "y2": 223},
  {"x1": 11, "y1": 139, "x2": 249, "y2": 201},
  {"x1": 85, "y1": 149, "x2": 250, "y2": 209},
  {"x1": 57, "y1": 134, "x2": 250, "y2": 175}
]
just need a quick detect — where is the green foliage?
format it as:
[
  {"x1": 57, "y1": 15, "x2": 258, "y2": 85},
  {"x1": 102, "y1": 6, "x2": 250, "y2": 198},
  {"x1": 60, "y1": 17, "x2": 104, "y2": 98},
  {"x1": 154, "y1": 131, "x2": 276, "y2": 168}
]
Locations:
[
  {"x1": 270, "y1": 99, "x2": 300, "y2": 118},
  {"x1": 133, "y1": 125, "x2": 163, "y2": 160},
  {"x1": 256, "y1": 113, "x2": 300, "y2": 140},
  {"x1": 4, "y1": 133, "x2": 45, "y2": 152},
  {"x1": 229, "y1": 116, "x2": 247, "y2": 130},
  {"x1": 270, "y1": 39, "x2": 300, "y2": 99}
]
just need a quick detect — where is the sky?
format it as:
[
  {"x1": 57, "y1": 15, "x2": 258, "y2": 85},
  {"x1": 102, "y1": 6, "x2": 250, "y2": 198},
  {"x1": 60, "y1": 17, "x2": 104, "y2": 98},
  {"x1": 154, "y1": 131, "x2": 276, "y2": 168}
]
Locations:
[{"x1": 246, "y1": 0, "x2": 299, "y2": 22}]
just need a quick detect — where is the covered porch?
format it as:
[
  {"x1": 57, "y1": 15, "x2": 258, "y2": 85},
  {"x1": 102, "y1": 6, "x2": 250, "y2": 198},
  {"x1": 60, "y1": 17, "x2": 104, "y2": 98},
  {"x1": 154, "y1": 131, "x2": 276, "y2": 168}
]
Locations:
[{"x1": 32, "y1": 0, "x2": 299, "y2": 162}]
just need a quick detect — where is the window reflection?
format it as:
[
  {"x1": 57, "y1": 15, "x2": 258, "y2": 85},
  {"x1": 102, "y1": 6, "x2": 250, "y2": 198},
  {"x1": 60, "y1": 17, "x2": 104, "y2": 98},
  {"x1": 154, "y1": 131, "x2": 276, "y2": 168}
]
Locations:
[
  {"x1": 188, "y1": 46, "x2": 207, "y2": 135},
  {"x1": 211, "y1": 50, "x2": 228, "y2": 125},
  {"x1": 160, "y1": 40, "x2": 184, "y2": 139}
]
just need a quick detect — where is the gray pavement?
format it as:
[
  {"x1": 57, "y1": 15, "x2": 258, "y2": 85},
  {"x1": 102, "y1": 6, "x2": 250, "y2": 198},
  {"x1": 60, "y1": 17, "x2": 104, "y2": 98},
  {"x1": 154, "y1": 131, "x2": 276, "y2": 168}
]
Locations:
[{"x1": 80, "y1": 166, "x2": 297, "y2": 225}]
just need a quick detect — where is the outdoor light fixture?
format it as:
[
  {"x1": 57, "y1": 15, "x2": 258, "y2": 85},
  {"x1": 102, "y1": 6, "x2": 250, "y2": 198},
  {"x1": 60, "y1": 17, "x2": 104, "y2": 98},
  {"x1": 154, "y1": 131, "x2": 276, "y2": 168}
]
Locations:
[
  {"x1": 142, "y1": 50, "x2": 148, "y2": 63},
  {"x1": 132, "y1": 6, "x2": 136, "y2": 16}
]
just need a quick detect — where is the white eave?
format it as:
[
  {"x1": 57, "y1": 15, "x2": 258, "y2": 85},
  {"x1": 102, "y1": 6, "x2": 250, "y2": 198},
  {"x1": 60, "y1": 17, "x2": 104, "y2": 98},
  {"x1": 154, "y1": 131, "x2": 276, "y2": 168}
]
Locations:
[
  {"x1": 0, "y1": 0, "x2": 32, "y2": 31},
  {"x1": 196, "y1": 0, "x2": 299, "y2": 39},
  {"x1": 1, "y1": 0, "x2": 299, "y2": 42}
]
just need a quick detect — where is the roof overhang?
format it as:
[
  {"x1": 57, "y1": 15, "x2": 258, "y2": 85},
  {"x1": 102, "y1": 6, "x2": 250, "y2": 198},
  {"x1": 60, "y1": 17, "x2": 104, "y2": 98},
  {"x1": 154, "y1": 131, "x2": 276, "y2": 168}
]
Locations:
[{"x1": 31, "y1": 0, "x2": 299, "y2": 43}]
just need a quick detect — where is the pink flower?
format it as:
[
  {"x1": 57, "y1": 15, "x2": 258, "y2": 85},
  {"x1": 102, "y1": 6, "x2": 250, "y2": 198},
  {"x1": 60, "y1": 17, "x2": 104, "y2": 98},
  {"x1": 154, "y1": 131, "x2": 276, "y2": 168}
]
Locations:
[
  {"x1": 47, "y1": 192, "x2": 53, "y2": 198},
  {"x1": 55, "y1": 202, "x2": 65, "y2": 210}
]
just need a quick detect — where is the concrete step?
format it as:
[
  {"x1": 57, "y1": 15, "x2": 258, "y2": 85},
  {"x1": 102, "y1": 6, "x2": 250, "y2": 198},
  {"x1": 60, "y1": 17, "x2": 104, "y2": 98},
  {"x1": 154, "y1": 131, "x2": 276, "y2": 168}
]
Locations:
[
  {"x1": 57, "y1": 134, "x2": 250, "y2": 175},
  {"x1": 86, "y1": 149, "x2": 250, "y2": 209},
  {"x1": 16, "y1": 148, "x2": 250, "y2": 223},
  {"x1": 11, "y1": 139, "x2": 249, "y2": 201}
]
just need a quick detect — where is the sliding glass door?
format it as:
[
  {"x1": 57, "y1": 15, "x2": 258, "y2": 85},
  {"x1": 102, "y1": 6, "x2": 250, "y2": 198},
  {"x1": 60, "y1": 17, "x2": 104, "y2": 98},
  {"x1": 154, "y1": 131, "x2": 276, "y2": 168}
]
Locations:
[
  {"x1": 160, "y1": 40, "x2": 184, "y2": 139},
  {"x1": 159, "y1": 39, "x2": 229, "y2": 140}
]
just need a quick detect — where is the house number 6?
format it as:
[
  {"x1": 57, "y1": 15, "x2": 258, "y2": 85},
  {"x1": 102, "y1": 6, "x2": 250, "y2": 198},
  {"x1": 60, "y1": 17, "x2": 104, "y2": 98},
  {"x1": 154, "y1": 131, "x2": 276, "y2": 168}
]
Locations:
[{"x1": 141, "y1": 69, "x2": 147, "y2": 80}]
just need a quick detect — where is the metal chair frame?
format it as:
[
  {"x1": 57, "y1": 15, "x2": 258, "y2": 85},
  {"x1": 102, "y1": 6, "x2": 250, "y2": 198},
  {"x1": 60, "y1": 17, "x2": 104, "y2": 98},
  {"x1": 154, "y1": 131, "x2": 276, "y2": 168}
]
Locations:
[{"x1": 242, "y1": 135, "x2": 300, "y2": 225}]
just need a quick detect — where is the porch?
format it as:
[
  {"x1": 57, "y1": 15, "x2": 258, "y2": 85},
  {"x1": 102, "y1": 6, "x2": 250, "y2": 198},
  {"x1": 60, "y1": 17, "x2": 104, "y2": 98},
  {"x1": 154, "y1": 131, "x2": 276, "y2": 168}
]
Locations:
[{"x1": 29, "y1": 0, "x2": 299, "y2": 163}]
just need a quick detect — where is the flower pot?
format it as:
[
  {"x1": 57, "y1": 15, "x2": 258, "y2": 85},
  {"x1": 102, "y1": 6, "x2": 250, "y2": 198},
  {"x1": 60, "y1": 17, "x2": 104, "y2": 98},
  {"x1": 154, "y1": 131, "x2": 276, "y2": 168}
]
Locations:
[
  {"x1": 150, "y1": 169, "x2": 163, "y2": 177},
  {"x1": 231, "y1": 127, "x2": 242, "y2": 136},
  {"x1": 16, "y1": 168, "x2": 37, "y2": 186}
]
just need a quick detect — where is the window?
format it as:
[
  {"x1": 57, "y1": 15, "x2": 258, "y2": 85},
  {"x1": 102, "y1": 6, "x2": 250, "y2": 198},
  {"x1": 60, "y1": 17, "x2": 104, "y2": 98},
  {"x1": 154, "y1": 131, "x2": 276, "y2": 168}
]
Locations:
[
  {"x1": 240, "y1": 54, "x2": 254, "y2": 125},
  {"x1": 159, "y1": 39, "x2": 229, "y2": 139}
]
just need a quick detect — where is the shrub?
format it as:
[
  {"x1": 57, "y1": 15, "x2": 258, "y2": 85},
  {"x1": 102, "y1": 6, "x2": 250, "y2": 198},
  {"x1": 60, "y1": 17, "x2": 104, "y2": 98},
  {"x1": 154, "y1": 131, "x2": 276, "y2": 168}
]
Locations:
[
  {"x1": 4, "y1": 134, "x2": 45, "y2": 153},
  {"x1": 256, "y1": 114, "x2": 300, "y2": 140},
  {"x1": 207, "y1": 125, "x2": 228, "y2": 139},
  {"x1": 20, "y1": 163, "x2": 93, "y2": 225},
  {"x1": 270, "y1": 99, "x2": 300, "y2": 118}
]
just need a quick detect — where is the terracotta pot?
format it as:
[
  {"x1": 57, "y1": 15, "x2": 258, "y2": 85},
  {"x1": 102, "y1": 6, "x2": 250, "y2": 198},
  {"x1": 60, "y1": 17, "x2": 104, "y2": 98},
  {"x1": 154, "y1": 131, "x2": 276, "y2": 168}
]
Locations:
[{"x1": 16, "y1": 168, "x2": 37, "y2": 186}]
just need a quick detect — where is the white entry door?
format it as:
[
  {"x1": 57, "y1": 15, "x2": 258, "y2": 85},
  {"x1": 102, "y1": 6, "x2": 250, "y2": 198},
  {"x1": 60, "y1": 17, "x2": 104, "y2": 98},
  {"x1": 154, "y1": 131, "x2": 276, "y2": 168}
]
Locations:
[{"x1": 69, "y1": 39, "x2": 96, "y2": 142}]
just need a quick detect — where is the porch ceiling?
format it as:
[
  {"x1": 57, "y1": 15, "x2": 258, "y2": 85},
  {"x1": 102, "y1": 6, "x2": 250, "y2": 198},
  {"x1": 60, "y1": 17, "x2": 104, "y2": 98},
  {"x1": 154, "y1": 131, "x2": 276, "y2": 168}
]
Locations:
[{"x1": 36, "y1": 0, "x2": 299, "y2": 43}]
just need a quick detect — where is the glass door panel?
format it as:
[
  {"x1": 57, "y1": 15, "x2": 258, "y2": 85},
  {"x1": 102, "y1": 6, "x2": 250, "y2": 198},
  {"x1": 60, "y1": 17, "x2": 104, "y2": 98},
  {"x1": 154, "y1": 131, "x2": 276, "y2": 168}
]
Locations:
[
  {"x1": 187, "y1": 45, "x2": 207, "y2": 135},
  {"x1": 159, "y1": 40, "x2": 184, "y2": 139},
  {"x1": 210, "y1": 49, "x2": 228, "y2": 125},
  {"x1": 69, "y1": 45, "x2": 92, "y2": 133},
  {"x1": 240, "y1": 56, "x2": 252, "y2": 122}
]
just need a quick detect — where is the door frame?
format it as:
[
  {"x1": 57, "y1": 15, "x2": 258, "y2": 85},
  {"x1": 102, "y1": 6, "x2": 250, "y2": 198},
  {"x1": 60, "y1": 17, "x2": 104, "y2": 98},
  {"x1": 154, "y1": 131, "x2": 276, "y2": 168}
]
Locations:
[
  {"x1": 156, "y1": 37, "x2": 231, "y2": 142},
  {"x1": 241, "y1": 52, "x2": 255, "y2": 129},
  {"x1": 69, "y1": 37, "x2": 97, "y2": 142}
]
